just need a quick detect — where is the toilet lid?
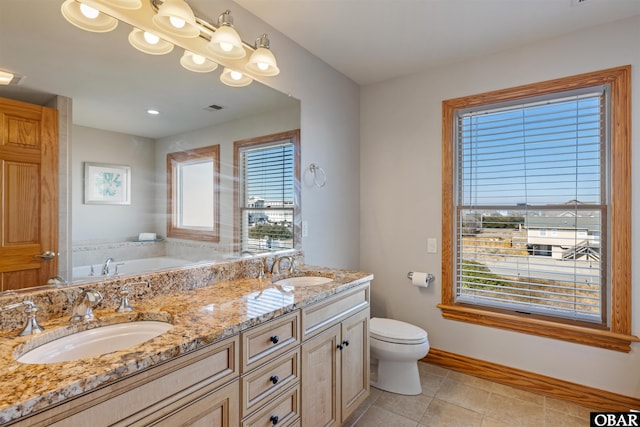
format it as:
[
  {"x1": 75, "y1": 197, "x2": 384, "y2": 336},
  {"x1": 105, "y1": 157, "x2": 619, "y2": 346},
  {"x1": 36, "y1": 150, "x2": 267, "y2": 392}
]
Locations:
[{"x1": 370, "y1": 317, "x2": 428, "y2": 344}]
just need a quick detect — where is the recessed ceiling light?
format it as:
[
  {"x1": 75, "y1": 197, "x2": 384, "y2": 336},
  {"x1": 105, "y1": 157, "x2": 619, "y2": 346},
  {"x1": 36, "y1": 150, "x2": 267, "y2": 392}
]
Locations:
[
  {"x1": 147, "y1": 109, "x2": 160, "y2": 115},
  {"x1": 0, "y1": 70, "x2": 15, "y2": 85}
]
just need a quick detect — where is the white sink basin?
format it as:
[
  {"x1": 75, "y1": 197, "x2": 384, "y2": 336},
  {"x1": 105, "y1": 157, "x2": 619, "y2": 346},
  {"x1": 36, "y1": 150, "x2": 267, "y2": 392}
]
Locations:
[
  {"x1": 273, "y1": 276, "x2": 334, "y2": 287},
  {"x1": 17, "y1": 321, "x2": 172, "y2": 364}
]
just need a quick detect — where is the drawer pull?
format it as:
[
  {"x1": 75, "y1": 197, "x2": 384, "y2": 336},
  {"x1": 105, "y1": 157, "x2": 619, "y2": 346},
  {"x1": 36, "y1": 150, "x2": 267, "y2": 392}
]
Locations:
[
  {"x1": 343, "y1": 339, "x2": 350, "y2": 346},
  {"x1": 337, "y1": 343, "x2": 344, "y2": 350},
  {"x1": 270, "y1": 335, "x2": 279, "y2": 344},
  {"x1": 270, "y1": 415, "x2": 279, "y2": 425},
  {"x1": 270, "y1": 375, "x2": 279, "y2": 384}
]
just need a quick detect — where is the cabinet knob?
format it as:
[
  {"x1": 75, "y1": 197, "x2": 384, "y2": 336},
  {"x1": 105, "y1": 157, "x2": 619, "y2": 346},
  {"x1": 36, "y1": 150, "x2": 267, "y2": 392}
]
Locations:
[
  {"x1": 270, "y1": 415, "x2": 279, "y2": 425},
  {"x1": 270, "y1": 335, "x2": 279, "y2": 344},
  {"x1": 337, "y1": 344, "x2": 344, "y2": 350},
  {"x1": 343, "y1": 340, "x2": 350, "y2": 347},
  {"x1": 270, "y1": 375, "x2": 279, "y2": 384}
]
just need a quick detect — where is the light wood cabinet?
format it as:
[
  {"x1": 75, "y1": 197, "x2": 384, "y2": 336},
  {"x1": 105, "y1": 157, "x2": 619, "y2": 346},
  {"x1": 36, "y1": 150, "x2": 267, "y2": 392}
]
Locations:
[
  {"x1": 8, "y1": 282, "x2": 370, "y2": 427},
  {"x1": 12, "y1": 335, "x2": 239, "y2": 427},
  {"x1": 301, "y1": 283, "x2": 370, "y2": 426},
  {"x1": 240, "y1": 311, "x2": 302, "y2": 425}
]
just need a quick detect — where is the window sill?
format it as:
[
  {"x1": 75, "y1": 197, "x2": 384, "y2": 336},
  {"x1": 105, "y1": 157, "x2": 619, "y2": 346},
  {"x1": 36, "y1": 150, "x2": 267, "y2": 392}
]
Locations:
[{"x1": 438, "y1": 304, "x2": 639, "y2": 352}]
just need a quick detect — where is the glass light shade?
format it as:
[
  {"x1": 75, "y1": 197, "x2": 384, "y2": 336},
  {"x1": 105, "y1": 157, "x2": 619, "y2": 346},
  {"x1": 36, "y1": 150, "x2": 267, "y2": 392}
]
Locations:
[
  {"x1": 128, "y1": 28, "x2": 174, "y2": 55},
  {"x1": 61, "y1": 0, "x2": 118, "y2": 33},
  {"x1": 109, "y1": 0, "x2": 142, "y2": 9},
  {"x1": 220, "y1": 68, "x2": 252, "y2": 87},
  {"x1": 180, "y1": 51, "x2": 219, "y2": 73},
  {"x1": 0, "y1": 70, "x2": 14, "y2": 85},
  {"x1": 208, "y1": 26, "x2": 245, "y2": 59},
  {"x1": 152, "y1": 0, "x2": 200, "y2": 38},
  {"x1": 246, "y1": 48, "x2": 279, "y2": 76}
]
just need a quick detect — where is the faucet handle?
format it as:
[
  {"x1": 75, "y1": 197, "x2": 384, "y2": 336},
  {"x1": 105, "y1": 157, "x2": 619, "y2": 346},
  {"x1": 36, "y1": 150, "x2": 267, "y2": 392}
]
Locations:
[
  {"x1": 115, "y1": 284, "x2": 133, "y2": 312},
  {"x1": 114, "y1": 281, "x2": 147, "y2": 313},
  {"x1": 1, "y1": 300, "x2": 45, "y2": 336}
]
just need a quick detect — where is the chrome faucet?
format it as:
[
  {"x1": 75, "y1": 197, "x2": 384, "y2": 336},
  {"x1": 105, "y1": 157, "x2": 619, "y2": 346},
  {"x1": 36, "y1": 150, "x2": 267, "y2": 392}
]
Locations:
[
  {"x1": 271, "y1": 256, "x2": 295, "y2": 275},
  {"x1": 1, "y1": 301, "x2": 45, "y2": 336},
  {"x1": 70, "y1": 288, "x2": 103, "y2": 322},
  {"x1": 102, "y1": 257, "x2": 114, "y2": 276}
]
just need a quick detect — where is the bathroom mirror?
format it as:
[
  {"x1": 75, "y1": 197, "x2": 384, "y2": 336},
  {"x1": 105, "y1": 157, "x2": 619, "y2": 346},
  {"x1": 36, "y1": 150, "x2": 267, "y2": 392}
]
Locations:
[{"x1": 0, "y1": 0, "x2": 301, "y2": 287}]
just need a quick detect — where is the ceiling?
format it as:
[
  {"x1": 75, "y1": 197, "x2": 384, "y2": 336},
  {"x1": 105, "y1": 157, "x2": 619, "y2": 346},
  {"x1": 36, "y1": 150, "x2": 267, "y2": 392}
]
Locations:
[
  {"x1": 0, "y1": 0, "x2": 638, "y2": 139},
  {"x1": 236, "y1": 0, "x2": 640, "y2": 85}
]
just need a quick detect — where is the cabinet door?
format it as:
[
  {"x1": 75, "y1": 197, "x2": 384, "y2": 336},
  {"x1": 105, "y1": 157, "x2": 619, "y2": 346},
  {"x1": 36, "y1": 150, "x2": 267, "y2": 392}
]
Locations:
[
  {"x1": 341, "y1": 308, "x2": 370, "y2": 421},
  {"x1": 301, "y1": 323, "x2": 341, "y2": 427},
  {"x1": 141, "y1": 381, "x2": 239, "y2": 427}
]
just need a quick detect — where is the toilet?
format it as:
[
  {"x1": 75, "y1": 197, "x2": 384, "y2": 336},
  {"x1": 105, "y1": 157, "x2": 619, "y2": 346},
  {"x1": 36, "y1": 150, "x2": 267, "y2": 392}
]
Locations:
[{"x1": 370, "y1": 317, "x2": 430, "y2": 395}]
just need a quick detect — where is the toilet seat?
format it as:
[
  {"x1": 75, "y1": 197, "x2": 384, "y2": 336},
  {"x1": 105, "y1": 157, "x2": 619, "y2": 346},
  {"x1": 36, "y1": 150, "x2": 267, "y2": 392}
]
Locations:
[{"x1": 370, "y1": 317, "x2": 427, "y2": 345}]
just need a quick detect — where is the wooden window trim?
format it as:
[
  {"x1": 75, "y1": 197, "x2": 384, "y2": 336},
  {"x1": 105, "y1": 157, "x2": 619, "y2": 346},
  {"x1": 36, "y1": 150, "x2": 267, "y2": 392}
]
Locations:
[
  {"x1": 167, "y1": 145, "x2": 220, "y2": 242},
  {"x1": 440, "y1": 66, "x2": 638, "y2": 352},
  {"x1": 233, "y1": 130, "x2": 301, "y2": 253}
]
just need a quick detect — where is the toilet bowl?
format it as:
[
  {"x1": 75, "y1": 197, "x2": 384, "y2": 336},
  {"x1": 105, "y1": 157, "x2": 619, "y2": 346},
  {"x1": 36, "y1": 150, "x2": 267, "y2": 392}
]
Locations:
[{"x1": 370, "y1": 317, "x2": 429, "y2": 395}]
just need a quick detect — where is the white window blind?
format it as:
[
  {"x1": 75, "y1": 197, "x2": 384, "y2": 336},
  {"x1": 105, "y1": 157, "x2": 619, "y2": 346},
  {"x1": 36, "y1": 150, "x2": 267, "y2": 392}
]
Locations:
[
  {"x1": 240, "y1": 142, "x2": 295, "y2": 252},
  {"x1": 455, "y1": 88, "x2": 608, "y2": 323}
]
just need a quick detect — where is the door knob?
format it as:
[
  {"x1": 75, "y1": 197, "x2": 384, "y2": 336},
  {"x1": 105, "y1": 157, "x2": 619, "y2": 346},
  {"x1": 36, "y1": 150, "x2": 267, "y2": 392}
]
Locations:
[{"x1": 34, "y1": 251, "x2": 56, "y2": 260}]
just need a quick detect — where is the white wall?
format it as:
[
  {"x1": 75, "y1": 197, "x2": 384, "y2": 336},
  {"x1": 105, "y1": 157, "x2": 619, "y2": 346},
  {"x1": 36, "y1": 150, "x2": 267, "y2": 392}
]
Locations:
[
  {"x1": 72, "y1": 125, "x2": 156, "y2": 241},
  {"x1": 360, "y1": 16, "x2": 640, "y2": 398},
  {"x1": 229, "y1": 1, "x2": 362, "y2": 269}
]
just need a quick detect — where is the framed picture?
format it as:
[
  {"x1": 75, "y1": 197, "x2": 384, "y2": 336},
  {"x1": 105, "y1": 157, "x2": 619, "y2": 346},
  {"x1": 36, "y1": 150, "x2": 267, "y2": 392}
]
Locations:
[{"x1": 84, "y1": 162, "x2": 131, "y2": 205}]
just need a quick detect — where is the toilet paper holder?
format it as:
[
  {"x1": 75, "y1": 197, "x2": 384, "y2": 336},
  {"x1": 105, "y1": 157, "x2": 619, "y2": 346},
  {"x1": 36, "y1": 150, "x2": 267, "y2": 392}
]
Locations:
[{"x1": 407, "y1": 272, "x2": 435, "y2": 284}]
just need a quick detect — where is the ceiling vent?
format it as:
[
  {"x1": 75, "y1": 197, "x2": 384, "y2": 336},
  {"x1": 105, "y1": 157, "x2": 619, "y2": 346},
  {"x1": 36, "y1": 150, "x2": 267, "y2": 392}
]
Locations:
[
  {"x1": 205, "y1": 104, "x2": 224, "y2": 111},
  {"x1": 570, "y1": 0, "x2": 589, "y2": 6}
]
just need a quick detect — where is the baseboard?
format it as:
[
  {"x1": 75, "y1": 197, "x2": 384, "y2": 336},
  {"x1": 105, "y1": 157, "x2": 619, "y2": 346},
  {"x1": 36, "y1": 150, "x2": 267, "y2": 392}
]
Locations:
[{"x1": 423, "y1": 348, "x2": 640, "y2": 412}]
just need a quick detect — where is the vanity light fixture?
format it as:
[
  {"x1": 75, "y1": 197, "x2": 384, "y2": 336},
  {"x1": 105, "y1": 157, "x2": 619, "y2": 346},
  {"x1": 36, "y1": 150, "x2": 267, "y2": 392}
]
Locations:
[
  {"x1": 128, "y1": 28, "x2": 174, "y2": 55},
  {"x1": 180, "y1": 50, "x2": 219, "y2": 73},
  {"x1": 60, "y1": 0, "x2": 280, "y2": 88},
  {"x1": 220, "y1": 68, "x2": 252, "y2": 87},
  {"x1": 152, "y1": 0, "x2": 200, "y2": 38},
  {"x1": 0, "y1": 70, "x2": 15, "y2": 85},
  {"x1": 246, "y1": 34, "x2": 280, "y2": 76},
  {"x1": 207, "y1": 10, "x2": 245, "y2": 60},
  {"x1": 60, "y1": 0, "x2": 118, "y2": 33},
  {"x1": 109, "y1": 0, "x2": 143, "y2": 9}
]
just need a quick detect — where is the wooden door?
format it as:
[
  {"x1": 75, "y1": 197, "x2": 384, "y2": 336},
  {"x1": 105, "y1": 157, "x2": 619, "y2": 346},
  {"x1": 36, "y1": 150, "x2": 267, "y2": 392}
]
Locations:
[
  {"x1": 301, "y1": 323, "x2": 341, "y2": 427},
  {"x1": 0, "y1": 97, "x2": 58, "y2": 291},
  {"x1": 341, "y1": 308, "x2": 370, "y2": 421}
]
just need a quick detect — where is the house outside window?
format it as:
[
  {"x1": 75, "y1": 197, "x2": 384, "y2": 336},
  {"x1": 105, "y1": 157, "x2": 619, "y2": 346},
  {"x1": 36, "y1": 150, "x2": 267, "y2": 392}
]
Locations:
[
  {"x1": 440, "y1": 66, "x2": 636, "y2": 352},
  {"x1": 234, "y1": 130, "x2": 300, "y2": 253}
]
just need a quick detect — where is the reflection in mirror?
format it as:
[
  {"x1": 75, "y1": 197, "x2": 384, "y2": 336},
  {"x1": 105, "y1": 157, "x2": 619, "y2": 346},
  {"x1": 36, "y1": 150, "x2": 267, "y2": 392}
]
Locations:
[
  {"x1": 167, "y1": 145, "x2": 220, "y2": 242},
  {"x1": 0, "y1": 0, "x2": 301, "y2": 289},
  {"x1": 235, "y1": 130, "x2": 301, "y2": 254}
]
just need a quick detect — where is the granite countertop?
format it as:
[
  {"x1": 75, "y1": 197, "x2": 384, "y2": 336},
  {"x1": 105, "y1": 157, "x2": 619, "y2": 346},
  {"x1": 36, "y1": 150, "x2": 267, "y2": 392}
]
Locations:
[{"x1": 0, "y1": 266, "x2": 373, "y2": 424}]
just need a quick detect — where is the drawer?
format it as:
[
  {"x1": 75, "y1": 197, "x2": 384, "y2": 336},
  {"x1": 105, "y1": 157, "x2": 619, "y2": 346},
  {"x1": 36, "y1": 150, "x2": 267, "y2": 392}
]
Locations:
[
  {"x1": 242, "y1": 384, "x2": 300, "y2": 427},
  {"x1": 301, "y1": 283, "x2": 369, "y2": 339},
  {"x1": 241, "y1": 349, "x2": 300, "y2": 417},
  {"x1": 242, "y1": 311, "x2": 300, "y2": 372}
]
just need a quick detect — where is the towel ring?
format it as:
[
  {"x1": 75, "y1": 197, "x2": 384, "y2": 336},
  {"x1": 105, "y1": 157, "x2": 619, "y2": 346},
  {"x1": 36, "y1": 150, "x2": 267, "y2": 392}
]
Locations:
[{"x1": 307, "y1": 163, "x2": 326, "y2": 188}]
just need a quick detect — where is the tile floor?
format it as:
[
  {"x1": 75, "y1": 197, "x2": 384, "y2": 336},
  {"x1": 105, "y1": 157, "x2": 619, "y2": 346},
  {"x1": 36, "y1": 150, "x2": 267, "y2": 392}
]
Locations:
[{"x1": 343, "y1": 361, "x2": 595, "y2": 427}]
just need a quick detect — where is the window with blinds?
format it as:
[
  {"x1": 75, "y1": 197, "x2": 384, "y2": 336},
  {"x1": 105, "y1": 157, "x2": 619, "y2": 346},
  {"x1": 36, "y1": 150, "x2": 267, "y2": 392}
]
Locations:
[
  {"x1": 454, "y1": 87, "x2": 608, "y2": 323},
  {"x1": 239, "y1": 141, "x2": 295, "y2": 252}
]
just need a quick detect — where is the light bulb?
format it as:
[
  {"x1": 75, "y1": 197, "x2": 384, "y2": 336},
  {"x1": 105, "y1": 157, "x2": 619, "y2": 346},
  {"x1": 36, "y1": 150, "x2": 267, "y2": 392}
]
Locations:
[
  {"x1": 144, "y1": 32, "x2": 160, "y2": 45},
  {"x1": 169, "y1": 16, "x2": 185, "y2": 29},
  {"x1": 79, "y1": 3, "x2": 100, "y2": 19},
  {"x1": 220, "y1": 42, "x2": 233, "y2": 52},
  {"x1": 191, "y1": 54, "x2": 205, "y2": 65},
  {"x1": 230, "y1": 70, "x2": 243, "y2": 80},
  {"x1": 257, "y1": 62, "x2": 269, "y2": 71}
]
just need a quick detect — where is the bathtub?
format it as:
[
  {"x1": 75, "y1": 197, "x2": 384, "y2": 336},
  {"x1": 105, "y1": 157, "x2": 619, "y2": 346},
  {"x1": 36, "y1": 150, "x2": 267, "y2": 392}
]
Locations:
[{"x1": 72, "y1": 256, "x2": 192, "y2": 281}]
